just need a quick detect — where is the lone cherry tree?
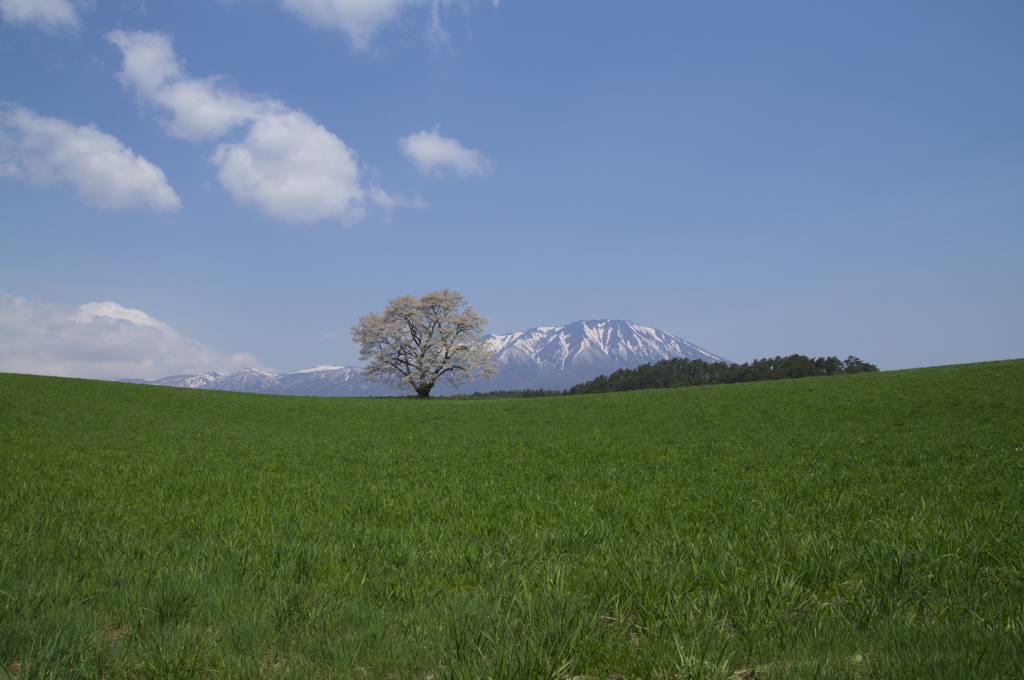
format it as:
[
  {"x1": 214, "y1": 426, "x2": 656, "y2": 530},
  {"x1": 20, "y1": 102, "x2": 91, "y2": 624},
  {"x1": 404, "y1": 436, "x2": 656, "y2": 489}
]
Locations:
[{"x1": 351, "y1": 289, "x2": 497, "y2": 397}]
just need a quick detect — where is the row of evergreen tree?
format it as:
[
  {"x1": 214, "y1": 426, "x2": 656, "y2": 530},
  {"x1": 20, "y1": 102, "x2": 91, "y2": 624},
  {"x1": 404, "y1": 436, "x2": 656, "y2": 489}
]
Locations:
[
  {"x1": 452, "y1": 388, "x2": 565, "y2": 400},
  {"x1": 456, "y1": 354, "x2": 878, "y2": 400},
  {"x1": 566, "y1": 354, "x2": 878, "y2": 396}
]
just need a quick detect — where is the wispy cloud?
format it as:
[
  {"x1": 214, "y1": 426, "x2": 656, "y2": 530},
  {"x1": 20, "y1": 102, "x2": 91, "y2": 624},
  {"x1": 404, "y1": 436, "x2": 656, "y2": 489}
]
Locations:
[
  {"x1": 0, "y1": 0, "x2": 81, "y2": 32},
  {"x1": 0, "y1": 290, "x2": 263, "y2": 380},
  {"x1": 0, "y1": 104, "x2": 181, "y2": 212},
  {"x1": 107, "y1": 29, "x2": 408, "y2": 224},
  {"x1": 399, "y1": 125, "x2": 494, "y2": 178},
  {"x1": 281, "y1": 0, "x2": 420, "y2": 50},
  {"x1": 277, "y1": 0, "x2": 485, "y2": 51}
]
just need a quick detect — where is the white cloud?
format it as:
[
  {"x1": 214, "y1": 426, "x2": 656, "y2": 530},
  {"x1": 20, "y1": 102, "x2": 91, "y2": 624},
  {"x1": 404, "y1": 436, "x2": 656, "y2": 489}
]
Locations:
[
  {"x1": 0, "y1": 289, "x2": 264, "y2": 380},
  {"x1": 0, "y1": 104, "x2": 182, "y2": 212},
  {"x1": 281, "y1": 0, "x2": 420, "y2": 49},
  {"x1": 220, "y1": 0, "x2": 491, "y2": 50},
  {"x1": 0, "y1": 0, "x2": 80, "y2": 31},
  {"x1": 399, "y1": 125, "x2": 494, "y2": 178},
  {"x1": 106, "y1": 30, "x2": 273, "y2": 142},
  {"x1": 211, "y1": 111, "x2": 368, "y2": 224},
  {"x1": 277, "y1": 0, "x2": 492, "y2": 50},
  {"x1": 107, "y1": 29, "x2": 406, "y2": 224},
  {"x1": 366, "y1": 184, "x2": 425, "y2": 211}
]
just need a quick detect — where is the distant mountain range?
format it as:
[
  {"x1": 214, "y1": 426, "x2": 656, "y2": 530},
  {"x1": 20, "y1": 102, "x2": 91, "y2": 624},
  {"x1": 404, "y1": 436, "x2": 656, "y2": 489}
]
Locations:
[
  {"x1": 124, "y1": 365, "x2": 389, "y2": 397},
  {"x1": 124, "y1": 320, "x2": 726, "y2": 396}
]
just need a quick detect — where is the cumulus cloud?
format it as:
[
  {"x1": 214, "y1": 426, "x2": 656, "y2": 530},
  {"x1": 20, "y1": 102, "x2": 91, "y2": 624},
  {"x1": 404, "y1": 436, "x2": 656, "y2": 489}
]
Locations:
[
  {"x1": 279, "y1": 0, "x2": 461, "y2": 50},
  {"x1": 0, "y1": 289, "x2": 264, "y2": 380},
  {"x1": 399, "y1": 125, "x2": 494, "y2": 178},
  {"x1": 211, "y1": 111, "x2": 368, "y2": 224},
  {"x1": 0, "y1": 104, "x2": 182, "y2": 212},
  {"x1": 0, "y1": 0, "x2": 81, "y2": 31},
  {"x1": 107, "y1": 29, "x2": 405, "y2": 224}
]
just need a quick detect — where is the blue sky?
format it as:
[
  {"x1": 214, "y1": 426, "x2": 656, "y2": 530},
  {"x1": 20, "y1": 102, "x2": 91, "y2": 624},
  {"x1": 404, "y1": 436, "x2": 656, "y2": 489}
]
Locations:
[{"x1": 1, "y1": 0, "x2": 1022, "y2": 380}]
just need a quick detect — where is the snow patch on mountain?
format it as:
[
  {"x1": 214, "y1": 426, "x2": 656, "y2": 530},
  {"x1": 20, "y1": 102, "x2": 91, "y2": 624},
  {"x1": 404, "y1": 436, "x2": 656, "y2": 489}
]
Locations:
[{"x1": 292, "y1": 365, "x2": 345, "y2": 374}]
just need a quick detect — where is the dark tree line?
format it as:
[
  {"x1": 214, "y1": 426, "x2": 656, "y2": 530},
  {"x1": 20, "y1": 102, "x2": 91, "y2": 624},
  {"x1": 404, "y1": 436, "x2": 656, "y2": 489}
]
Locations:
[
  {"x1": 455, "y1": 354, "x2": 878, "y2": 399},
  {"x1": 452, "y1": 388, "x2": 564, "y2": 400},
  {"x1": 566, "y1": 355, "x2": 879, "y2": 396}
]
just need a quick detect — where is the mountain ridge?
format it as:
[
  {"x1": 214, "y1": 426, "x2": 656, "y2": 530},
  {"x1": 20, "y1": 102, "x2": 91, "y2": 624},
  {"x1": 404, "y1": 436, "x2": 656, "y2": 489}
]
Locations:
[{"x1": 123, "y1": 320, "x2": 726, "y2": 396}]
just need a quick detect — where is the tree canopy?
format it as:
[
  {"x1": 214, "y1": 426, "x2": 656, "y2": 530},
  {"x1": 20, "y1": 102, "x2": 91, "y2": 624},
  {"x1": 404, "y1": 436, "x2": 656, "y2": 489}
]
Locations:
[{"x1": 351, "y1": 289, "x2": 496, "y2": 398}]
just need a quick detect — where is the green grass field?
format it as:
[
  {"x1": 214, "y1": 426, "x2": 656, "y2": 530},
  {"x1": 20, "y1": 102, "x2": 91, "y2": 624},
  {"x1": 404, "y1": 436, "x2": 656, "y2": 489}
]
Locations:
[{"x1": 1, "y1": 360, "x2": 1022, "y2": 679}]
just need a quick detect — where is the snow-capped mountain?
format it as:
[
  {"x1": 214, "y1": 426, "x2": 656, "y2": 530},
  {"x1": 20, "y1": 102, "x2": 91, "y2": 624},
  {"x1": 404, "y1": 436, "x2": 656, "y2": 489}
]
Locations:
[
  {"x1": 125, "y1": 366, "x2": 401, "y2": 397},
  {"x1": 273, "y1": 366, "x2": 390, "y2": 397},
  {"x1": 124, "y1": 320, "x2": 725, "y2": 396},
  {"x1": 480, "y1": 320, "x2": 726, "y2": 391},
  {"x1": 203, "y1": 368, "x2": 282, "y2": 393},
  {"x1": 134, "y1": 372, "x2": 228, "y2": 389}
]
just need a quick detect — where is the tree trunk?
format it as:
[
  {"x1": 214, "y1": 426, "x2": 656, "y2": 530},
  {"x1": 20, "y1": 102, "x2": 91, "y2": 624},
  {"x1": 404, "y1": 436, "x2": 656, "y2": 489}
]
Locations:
[{"x1": 415, "y1": 383, "x2": 434, "y2": 398}]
